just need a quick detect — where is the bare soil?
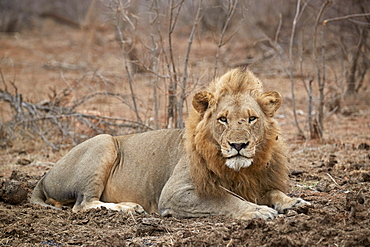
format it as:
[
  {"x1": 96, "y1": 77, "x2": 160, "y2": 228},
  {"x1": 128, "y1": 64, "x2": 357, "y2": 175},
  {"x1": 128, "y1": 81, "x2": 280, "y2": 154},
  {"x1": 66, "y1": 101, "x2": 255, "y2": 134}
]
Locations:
[{"x1": 1, "y1": 21, "x2": 370, "y2": 246}]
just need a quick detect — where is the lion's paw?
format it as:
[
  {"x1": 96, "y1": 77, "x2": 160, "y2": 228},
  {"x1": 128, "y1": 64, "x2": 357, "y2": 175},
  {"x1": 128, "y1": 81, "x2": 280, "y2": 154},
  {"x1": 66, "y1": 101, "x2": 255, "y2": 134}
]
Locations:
[
  {"x1": 274, "y1": 198, "x2": 311, "y2": 214},
  {"x1": 117, "y1": 202, "x2": 147, "y2": 214},
  {"x1": 82, "y1": 201, "x2": 147, "y2": 214},
  {"x1": 240, "y1": 205, "x2": 278, "y2": 220}
]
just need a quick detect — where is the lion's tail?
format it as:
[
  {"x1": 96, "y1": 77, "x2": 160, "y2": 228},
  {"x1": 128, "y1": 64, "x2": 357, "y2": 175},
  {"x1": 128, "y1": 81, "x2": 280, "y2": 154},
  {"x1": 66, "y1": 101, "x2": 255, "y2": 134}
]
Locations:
[
  {"x1": 30, "y1": 177, "x2": 47, "y2": 206},
  {"x1": 30, "y1": 177, "x2": 59, "y2": 210}
]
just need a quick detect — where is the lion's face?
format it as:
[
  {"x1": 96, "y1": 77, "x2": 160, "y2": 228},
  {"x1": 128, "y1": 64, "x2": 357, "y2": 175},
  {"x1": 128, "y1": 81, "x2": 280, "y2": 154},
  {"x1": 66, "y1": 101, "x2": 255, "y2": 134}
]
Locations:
[
  {"x1": 211, "y1": 94, "x2": 265, "y2": 171},
  {"x1": 191, "y1": 84, "x2": 282, "y2": 172}
]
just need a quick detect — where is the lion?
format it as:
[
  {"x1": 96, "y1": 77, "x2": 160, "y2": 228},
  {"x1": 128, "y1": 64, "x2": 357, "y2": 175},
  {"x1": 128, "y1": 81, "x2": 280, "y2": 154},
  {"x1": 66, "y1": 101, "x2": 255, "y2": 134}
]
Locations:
[{"x1": 31, "y1": 68, "x2": 310, "y2": 220}]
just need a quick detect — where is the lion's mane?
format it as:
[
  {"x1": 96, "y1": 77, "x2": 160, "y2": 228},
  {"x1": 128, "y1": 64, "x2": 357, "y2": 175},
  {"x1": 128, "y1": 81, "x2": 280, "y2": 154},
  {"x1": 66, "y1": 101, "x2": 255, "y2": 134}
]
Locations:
[{"x1": 185, "y1": 68, "x2": 289, "y2": 203}]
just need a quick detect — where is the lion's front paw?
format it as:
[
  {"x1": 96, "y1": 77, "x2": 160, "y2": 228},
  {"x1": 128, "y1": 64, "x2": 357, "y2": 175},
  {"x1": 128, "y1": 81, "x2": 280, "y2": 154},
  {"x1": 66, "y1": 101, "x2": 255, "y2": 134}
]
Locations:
[
  {"x1": 239, "y1": 205, "x2": 278, "y2": 220},
  {"x1": 274, "y1": 198, "x2": 311, "y2": 214}
]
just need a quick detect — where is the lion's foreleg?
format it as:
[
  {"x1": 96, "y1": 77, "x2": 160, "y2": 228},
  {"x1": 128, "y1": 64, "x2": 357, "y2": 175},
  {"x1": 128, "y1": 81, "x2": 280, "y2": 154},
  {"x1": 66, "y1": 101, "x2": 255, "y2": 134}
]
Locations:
[
  {"x1": 263, "y1": 189, "x2": 311, "y2": 213},
  {"x1": 159, "y1": 185, "x2": 277, "y2": 220},
  {"x1": 158, "y1": 164, "x2": 277, "y2": 220}
]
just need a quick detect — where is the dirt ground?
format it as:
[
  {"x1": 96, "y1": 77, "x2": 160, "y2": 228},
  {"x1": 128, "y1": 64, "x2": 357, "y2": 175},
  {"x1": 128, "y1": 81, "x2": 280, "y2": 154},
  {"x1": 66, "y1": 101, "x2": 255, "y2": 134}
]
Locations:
[{"x1": 1, "y1": 20, "x2": 370, "y2": 246}]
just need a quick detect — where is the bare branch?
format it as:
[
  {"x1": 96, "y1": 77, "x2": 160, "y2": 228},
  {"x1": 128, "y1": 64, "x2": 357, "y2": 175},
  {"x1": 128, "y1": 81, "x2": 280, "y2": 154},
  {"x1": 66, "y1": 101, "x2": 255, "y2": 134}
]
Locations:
[
  {"x1": 113, "y1": 1, "x2": 142, "y2": 125},
  {"x1": 177, "y1": 0, "x2": 203, "y2": 128},
  {"x1": 166, "y1": 0, "x2": 185, "y2": 128},
  {"x1": 323, "y1": 13, "x2": 370, "y2": 26},
  {"x1": 312, "y1": 0, "x2": 330, "y2": 139},
  {"x1": 0, "y1": 68, "x2": 8, "y2": 92},
  {"x1": 213, "y1": 0, "x2": 238, "y2": 79},
  {"x1": 287, "y1": 0, "x2": 304, "y2": 137}
]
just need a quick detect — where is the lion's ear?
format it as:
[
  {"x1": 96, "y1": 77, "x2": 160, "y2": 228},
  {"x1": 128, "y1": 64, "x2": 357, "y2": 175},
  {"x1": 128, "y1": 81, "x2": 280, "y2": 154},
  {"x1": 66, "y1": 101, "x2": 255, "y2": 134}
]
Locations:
[
  {"x1": 257, "y1": 91, "x2": 282, "y2": 117},
  {"x1": 192, "y1": 91, "x2": 215, "y2": 115}
]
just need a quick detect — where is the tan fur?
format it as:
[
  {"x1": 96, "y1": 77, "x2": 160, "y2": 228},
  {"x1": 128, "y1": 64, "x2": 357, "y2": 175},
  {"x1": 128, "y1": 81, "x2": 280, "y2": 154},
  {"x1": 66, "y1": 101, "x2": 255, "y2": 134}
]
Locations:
[{"x1": 31, "y1": 68, "x2": 310, "y2": 220}]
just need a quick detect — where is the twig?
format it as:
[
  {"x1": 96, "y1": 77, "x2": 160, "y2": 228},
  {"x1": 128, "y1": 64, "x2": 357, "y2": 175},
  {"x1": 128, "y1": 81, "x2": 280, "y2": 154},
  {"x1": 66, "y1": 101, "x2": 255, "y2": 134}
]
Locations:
[
  {"x1": 114, "y1": 1, "x2": 142, "y2": 125},
  {"x1": 274, "y1": 13, "x2": 282, "y2": 44},
  {"x1": 128, "y1": 211, "x2": 137, "y2": 224},
  {"x1": 312, "y1": 0, "x2": 330, "y2": 139},
  {"x1": 213, "y1": 0, "x2": 239, "y2": 79},
  {"x1": 219, "y1": 185, "x2": 246, "y2": 201},
  {"x1": 13, "y1": 113, "x2": 152, "y2": 131},
  {"x1": 226, "y1": 239, "x2": 234, "y2": 247},
  {"x1": 324, "y1": 106, "x2": 338, "y2": 121},
  {"x1": 166, "y1": 0, "x2": 185, "y2": 128},
  {"x1": 326, "y1": 173, "x2": 340, "y2": 187},
  {"x1": 323, "y1": 13, "x2": 370, "y2": 26},
  {"x1": 288, "y1": 0, "x2": 304, "y2": 137},
  {"x1": 177, "y1": 0, "x2": 203, "y2": 128},
  {"x1": 0, "y1": 68, "x2": 8, "y2": 92},
  {"x1": 71, "y1": 92, "x2": 129, "y2": 111}
]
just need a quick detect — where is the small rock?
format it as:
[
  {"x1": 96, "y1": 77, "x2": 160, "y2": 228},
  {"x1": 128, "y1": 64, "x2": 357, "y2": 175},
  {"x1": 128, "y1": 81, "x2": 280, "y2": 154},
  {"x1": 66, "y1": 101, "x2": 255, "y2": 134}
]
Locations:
[
  {"x1": 0, "y1": 180, "x2": 28, "y2": 204},
  {"x1": 326, "y1": 155, "x2": 337, "y2": 168},
  {"x1": 17, "y1": 158, "x2": 32, "y2": 166},
  {"x1": 142, "y1": 217, "x2": 161, "y2": 226},
  {"x1": 316, "y1": 181, "x2": 328, "y2": 192},
  {"x1": 358, "y1": 143, "x2": 369, "y2": 150},
  {"x1": 362, "y1": 173, "x2": 370, "y2": 182},
  {"x1": 291, "y1": 170, "x2": 303, "y2": 176},
  {"x1": 286, "y1": 210, "x2": 298, "y2": 217}
]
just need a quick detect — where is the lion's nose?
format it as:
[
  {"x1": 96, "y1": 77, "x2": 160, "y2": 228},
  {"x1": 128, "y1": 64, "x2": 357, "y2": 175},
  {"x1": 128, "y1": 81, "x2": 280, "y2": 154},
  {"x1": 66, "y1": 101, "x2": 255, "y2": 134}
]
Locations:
[{"x1": 229, "y1": 142, "x2": 249, "y2": 151}]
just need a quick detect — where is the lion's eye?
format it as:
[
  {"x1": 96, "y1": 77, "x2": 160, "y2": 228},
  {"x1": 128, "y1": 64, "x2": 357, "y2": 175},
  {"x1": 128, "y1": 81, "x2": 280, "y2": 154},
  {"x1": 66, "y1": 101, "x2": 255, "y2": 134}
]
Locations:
[
  {"x1": 218, "y1": 117, "x2": 227, "y2": 123},
  {"x1": 248, "y1": 116, "x2": 257, "y2": 123}
]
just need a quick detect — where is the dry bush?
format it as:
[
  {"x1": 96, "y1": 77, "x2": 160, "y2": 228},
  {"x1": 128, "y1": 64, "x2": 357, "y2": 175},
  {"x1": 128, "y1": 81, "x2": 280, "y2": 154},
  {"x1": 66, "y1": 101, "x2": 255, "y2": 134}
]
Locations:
[
  {"x1": 0, "y1": 68, "x2": 151, "y2": 150},
  {"x1": 101, "y1": 0, "x2": 249, "y2": 128}
]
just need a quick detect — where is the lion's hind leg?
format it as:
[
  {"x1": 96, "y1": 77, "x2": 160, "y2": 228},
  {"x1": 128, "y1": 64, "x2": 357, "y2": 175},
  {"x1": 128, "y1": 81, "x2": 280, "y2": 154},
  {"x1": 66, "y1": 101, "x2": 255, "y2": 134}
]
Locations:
[{"x1": 33, "y1": 134, "x2": 145, "y2": 215}]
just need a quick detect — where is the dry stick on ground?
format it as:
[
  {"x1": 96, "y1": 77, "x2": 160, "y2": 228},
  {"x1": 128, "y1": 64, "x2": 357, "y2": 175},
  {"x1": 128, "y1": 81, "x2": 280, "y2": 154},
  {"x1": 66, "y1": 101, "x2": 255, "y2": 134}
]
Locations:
[{"x1": 326, "y1": 173, "x2": 340, "y2": 187}]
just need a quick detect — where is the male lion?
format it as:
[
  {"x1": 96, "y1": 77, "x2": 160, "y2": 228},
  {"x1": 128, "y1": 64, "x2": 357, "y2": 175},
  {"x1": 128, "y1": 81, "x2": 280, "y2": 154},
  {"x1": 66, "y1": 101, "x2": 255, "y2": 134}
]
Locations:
[{"x1": 31, "y1": 68, "x2": 309, "y2": 220}]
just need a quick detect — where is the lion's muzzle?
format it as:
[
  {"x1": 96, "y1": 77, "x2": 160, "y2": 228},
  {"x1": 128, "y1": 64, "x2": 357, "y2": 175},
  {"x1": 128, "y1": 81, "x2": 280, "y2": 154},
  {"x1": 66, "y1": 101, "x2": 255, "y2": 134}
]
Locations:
[{"x1": 222, "y1": 141, "x2": 255, "y2": 171}]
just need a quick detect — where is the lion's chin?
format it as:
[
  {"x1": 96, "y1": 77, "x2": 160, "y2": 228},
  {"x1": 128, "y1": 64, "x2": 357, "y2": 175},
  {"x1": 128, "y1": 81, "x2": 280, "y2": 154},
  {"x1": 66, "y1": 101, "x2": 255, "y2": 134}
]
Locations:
[{"x1": 225, "y1": 156, "x2": 253, "y2": 172}]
